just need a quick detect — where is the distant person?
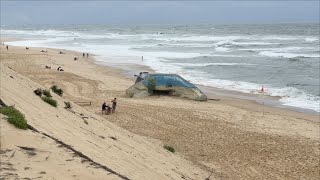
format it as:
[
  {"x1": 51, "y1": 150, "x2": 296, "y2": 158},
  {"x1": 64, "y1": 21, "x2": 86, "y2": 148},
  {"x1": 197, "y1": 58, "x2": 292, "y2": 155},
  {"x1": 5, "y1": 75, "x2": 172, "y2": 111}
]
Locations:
[
  {"x1": 6, "y1": 45, "x2": 8, "y2": 50},
  {"x1": 107, "y1": 105, "x2": 112, "y2": 115},
  {"x1": 102, "y1": 102, "x2": 107, "y2": 114},
  {"x1": 142, "y1": 56, "x2": 144, "y2": 61},
  {"x1": 86, "y1": 53, "x2": 89, "y2": 58},
  {"x1": 83, "y1": 53, "x2": 85, "y2": 58},
  {"x1": 111, "y1": 98, "x2": 117, "y2": 113}
]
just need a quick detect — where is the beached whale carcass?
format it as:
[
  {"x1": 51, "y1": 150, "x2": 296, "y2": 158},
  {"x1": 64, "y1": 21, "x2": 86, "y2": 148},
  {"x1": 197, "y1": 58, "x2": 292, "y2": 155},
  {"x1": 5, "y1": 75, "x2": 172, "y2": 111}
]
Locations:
[{"x1": 126, "y1": 73, "x2": 207, "y2": 101}]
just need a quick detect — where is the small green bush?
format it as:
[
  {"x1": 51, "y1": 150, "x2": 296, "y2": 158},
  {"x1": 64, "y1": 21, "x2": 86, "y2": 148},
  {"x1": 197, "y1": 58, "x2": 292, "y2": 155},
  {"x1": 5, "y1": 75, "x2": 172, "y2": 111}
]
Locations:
[
  {"x1": 128, "y1": 92, "x2": 134, "y2": 98},
  {"x1": 64, "y1": 101, "x2": 72, "y2": 109},
  {"x1": 0, "y1": 107, "x2": 28, "y2": 129},
  {"x1": 34, "y1": 88, "x2": 43, "y2": 97},
  {"x1": 51, "y1": 85, "x2": 63, "y2": 96},
  {"x1": 41, "y1": 96, "x2": 57, "y2": 107},
  {"x1": 43, "y1": 89, "x2": 52, "y2": 97},
  {"x1": 147, "y1": 77, "x2": 156, "y2": 94},
  {"x1": 164, "y1": 145, "x2": 175, "y2": 153}
]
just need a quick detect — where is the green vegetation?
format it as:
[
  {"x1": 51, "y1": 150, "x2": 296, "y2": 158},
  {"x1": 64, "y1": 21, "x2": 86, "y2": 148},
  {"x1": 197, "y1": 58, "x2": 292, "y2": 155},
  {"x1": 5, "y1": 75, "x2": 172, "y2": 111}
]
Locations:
[
  {"x1": 163, "y1": 145, "x2": 175, "y2": 153},
  {"x1": 128, "y1": 92, "x2": 134, "y2": 98},
  {"x1": 84, "y1": 120, "x2": 88, "y2": 125},
  {"x1": 42, "y1": 89, "x2": 52, "y2": 97},
  {"x1": 34, "y1": 88, "x2": 43, "y2": 97},
  {"x1": 64, "y1": 101, "x2": 72, "y2": 109},
  {"x1": 51, "y1": 85, "x2": 63, "y2": 96},
  {"x1": 147, "y1": 77, "x2": 157, "y2": 94},
  {"x1": 41, "y1": 96, "x2": 58, "y2": 107},
  {"x1": 0, "y1": 107, "x2": 28, "y2": 129}
]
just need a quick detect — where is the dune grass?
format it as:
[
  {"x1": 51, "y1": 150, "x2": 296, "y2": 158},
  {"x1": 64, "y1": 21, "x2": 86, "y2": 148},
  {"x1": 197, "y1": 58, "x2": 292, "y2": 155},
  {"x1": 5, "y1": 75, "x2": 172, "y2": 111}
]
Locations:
[
  {"x1": 64, "y1": 101, "x2": 72, "y2": 109},
  {"x1": 41, "y1": 96, "x2": 58, "y2": 107},
  {"x1": 51, "y1": 85, "x2": 63, "y2": 96},
  {"x1": 164, "y1": 145, "x2": 175, "y2": 153},
  {"x1": 34, "y1": 88, "x2": 43, "y2": 97},
  {"x1": 43, "y1": 89, "x2": 52, "y2": 97},
  {"x1": 0, "y1": 107, "x2": 28, "y2": 129}
]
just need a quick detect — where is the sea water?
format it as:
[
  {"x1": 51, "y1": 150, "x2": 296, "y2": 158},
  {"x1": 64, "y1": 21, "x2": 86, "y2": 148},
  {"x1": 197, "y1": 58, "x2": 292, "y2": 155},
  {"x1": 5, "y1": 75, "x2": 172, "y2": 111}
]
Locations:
[{"x1": 1, "y1": 24, "x2": 319, "y2": 113}]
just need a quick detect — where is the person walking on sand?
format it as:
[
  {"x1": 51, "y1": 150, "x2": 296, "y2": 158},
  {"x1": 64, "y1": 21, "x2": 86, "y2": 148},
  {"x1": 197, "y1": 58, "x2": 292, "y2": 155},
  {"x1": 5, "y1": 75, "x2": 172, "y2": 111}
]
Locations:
[
  {"x1": 83, "y1": 53, "x2": 85, "y2": 58},
  {"x1": 111, "y1": 98, "x2": 117, "y2": 113},
  {"x1": 6, "y1": 45, "x2": 8, "y2": 50}
]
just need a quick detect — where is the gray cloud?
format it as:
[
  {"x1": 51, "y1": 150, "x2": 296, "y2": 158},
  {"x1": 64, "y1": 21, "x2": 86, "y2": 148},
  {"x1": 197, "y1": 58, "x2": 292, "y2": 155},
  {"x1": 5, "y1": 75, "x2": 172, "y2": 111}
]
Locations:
[{"x1": 1, "y1": 1, "x2": 319, "y2": 25}]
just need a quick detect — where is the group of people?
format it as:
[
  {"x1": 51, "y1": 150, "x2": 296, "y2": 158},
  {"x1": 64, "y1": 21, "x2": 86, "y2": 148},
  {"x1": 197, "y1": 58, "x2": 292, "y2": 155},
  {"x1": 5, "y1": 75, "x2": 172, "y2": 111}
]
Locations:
[
  {"x1": 83, "y1": 53, "x2": 89, "y2": 58},
  {"x1": 57, "y1": 66, "x2": 64, "y2": 71},
  {"x1": 102, "y1": 98, "x2": 117, "y2": 115}
]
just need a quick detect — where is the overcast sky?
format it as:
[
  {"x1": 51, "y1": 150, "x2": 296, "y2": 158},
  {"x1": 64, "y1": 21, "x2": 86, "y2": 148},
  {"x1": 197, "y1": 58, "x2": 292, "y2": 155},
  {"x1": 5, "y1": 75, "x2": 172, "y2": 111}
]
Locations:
[{"x1": 1, "y1": 1, "x2": 319, "y2": 25}]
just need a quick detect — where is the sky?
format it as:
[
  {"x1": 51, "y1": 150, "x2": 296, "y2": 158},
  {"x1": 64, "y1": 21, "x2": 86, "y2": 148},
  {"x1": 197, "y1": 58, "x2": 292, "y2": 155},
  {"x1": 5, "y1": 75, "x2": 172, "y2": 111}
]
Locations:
[{"x1": 1, "y1": 0, "x2": 319, "y2": 25}]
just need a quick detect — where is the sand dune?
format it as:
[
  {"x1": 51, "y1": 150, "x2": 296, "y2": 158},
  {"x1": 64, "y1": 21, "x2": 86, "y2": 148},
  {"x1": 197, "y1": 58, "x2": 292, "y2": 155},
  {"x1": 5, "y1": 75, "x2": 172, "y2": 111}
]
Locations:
[
  {"x1": 1, "y1": 44, "x2": 319, "y2": 179},
  {"x1": 0, "y1": 49, "x2": 208, "y2": 179}
]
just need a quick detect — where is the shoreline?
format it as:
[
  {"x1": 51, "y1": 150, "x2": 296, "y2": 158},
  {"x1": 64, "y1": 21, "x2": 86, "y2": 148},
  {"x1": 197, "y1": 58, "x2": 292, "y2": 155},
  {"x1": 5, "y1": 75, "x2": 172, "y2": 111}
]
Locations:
[
  {"x1": 1, "y1": 37, "x2": 319, "y2": 118},
  {"x1": 1, "y1": 39, "x2": 319, "y2": 179},
  {"x1": 95, "y1": 54, "x2": 319, "y2": 117},
  {"x1": 2, "y1": 37, "x2": 319, "y2": 115}
]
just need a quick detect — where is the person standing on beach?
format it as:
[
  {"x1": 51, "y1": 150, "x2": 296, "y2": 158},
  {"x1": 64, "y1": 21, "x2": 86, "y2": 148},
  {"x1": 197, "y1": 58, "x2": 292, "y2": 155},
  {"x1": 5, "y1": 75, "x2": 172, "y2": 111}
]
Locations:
[
  {"x1": 83, "y1": 53, "x2": 85, "y2": 58},
  {"x1": 87, "y1": 53, "x2": 89, "y2": 58},
  {"x1": 111, "y1": 98, "x2": 117, "y2": 113},
  {"x1": 102, "y1": 102, "x2": 107, "y2": 114},
  {"x1": 6, "y1": 45, "x2": 8, "y2": 50}
]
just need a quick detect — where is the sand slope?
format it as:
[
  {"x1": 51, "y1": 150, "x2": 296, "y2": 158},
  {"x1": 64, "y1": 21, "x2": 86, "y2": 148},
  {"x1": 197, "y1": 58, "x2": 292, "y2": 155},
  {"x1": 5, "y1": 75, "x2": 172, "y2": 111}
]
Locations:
[
  {"x1": 0, "y1": 65, "x2": 208, "y2": 179},
  {"x1": 0, "y1": 114, "x2": 121, "y2": 180}
]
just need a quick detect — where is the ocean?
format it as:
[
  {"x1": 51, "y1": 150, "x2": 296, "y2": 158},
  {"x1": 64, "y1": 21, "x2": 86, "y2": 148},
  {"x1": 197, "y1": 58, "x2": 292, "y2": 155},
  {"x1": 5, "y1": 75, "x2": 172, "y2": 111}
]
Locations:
[{"x1": 1, "y1": 24, "x2": 319, "y2": 113}]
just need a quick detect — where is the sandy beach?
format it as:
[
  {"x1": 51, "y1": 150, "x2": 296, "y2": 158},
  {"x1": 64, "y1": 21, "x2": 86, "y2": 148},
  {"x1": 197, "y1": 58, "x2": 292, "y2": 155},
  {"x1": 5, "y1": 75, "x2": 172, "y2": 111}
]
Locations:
[{"x1": 1, "y1": 39, "x2": 319, "y2": 179}]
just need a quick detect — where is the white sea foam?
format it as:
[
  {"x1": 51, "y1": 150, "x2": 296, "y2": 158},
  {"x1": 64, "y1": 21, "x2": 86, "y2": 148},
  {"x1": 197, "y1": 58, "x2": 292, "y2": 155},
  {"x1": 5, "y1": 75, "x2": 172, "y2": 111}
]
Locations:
[
  {"x1": 241, "y1": 46, "x2": 318, "y2": 52},
  {"x1": 180, "y1": 72, "x2": 320, "y2": 112},
  {"x1": 305, "y1": 37, "x2": 319, "y2": 42},
  {"x1": 171, "y1": 63, "x2": 256, "y2": 67},
  {"x1": 261, "y1": 36, "x2": 298, "y2": 40},
  {"x1": 259, "y1": 51, "x2": 320, "y2": 58},
  {"x1": 149, "y1": 35, "x2": 244, "y2": 42},
  {"x1": 215, "y1": 47, "x2": 230, "y2": 52}
]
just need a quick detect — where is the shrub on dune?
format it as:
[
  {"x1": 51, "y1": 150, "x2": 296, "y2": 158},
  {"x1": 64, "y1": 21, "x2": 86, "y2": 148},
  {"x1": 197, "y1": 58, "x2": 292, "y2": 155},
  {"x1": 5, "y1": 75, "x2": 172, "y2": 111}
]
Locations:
[
  {"x1": 43, "y1": 89, "x2": 52, "y2": 97},
  {"x1": 34, "y1": 88, "x2": 43, "y2": 97},
  {"x1": 64, "y1": 101, "x2": 72, "y2": 109},
  {"x1": 41, "y1": 96, "x2": 58, "y2": 107},
  {"x1": 0, "y1": 106, "x2": 28, "y2": 129},
  {"x1": 164, "y1": 145, "x2": 175, "y2": 153},
  {"x1": 51, "y1": 85, "x2": 63, "y2": 96}
]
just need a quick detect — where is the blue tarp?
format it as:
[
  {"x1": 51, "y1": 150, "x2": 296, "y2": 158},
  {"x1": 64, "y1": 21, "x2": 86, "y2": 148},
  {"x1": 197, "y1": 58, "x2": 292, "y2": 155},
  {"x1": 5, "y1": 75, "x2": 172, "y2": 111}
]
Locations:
[{"x1": 142, "y1": 74, "x2": 196, "y2": 88}]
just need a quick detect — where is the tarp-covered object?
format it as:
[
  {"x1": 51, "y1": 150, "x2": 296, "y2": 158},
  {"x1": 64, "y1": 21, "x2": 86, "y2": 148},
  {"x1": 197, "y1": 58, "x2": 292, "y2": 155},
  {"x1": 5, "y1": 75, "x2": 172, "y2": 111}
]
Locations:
[{"x1": 126, "y1": 73, "x2": 207, "y2": 101}]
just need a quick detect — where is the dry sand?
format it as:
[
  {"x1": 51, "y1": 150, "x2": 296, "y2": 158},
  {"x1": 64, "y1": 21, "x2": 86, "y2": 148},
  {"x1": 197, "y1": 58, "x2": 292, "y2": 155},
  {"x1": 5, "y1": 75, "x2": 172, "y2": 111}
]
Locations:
[{"x1": 0, "y1": 41, "x2": 319, "y2": 179}]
